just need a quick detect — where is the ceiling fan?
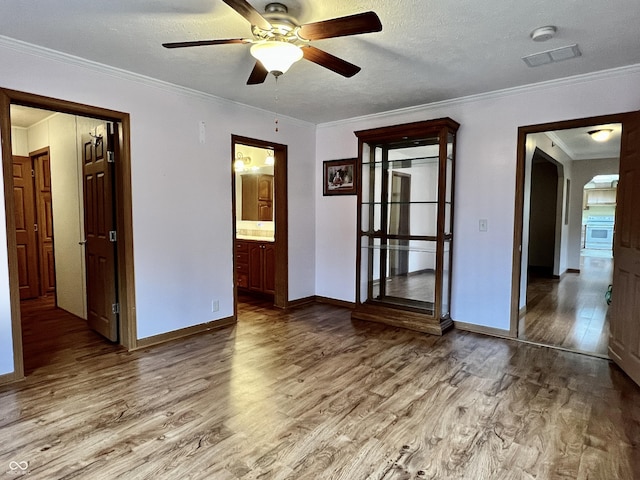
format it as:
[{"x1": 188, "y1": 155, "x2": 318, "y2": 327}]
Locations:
[{"x1": 162, "y1": 0, "x2": 382, "y2": 85}]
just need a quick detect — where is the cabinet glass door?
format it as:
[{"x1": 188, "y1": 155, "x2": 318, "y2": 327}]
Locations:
[{"x1": 360, "y1": 139, "x2": 441, "y2": 313}]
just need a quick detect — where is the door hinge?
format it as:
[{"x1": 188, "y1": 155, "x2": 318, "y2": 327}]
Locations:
[
  {"x1": 112, "y1": 303, "x2": 120, "y2": 315},
  {"x1": 107, "y1": 151, "x2": 115, "y2": 163},
  {"x1": 109, "y1": 230, "x2": 117, "y2": 242}
]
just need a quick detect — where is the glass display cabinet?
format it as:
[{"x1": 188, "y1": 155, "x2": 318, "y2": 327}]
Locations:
[{"x1": 351, "y1": 118, "x2": 459, "y2": 335}]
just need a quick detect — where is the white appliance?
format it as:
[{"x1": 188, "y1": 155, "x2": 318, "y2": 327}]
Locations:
[{"x1": 585, "y1": 215, "x2": 615, "y2": 249}]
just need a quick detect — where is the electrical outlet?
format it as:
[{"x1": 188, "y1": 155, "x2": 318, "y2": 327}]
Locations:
[
  {"x1": 479, "y1": 219, "x2": 488, "y2": 232},
  {"x1": 211, "y1": 300, "x2": 219, "y2": 312}
]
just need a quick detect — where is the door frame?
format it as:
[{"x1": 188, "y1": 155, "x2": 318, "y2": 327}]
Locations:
[
  {"x1": 231, "y1": 135, "x2": 288, "y2": 309},
  {"x1": 510, "y1": 111, "x2": 631, "y2": 337},
  {"x1": 0, "y1": 88, "x2": 137, "y2": 383}
]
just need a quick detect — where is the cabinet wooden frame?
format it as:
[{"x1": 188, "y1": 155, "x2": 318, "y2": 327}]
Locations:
[{"x1": 352, "y1": 117, "x2": 459, "y2": 335}]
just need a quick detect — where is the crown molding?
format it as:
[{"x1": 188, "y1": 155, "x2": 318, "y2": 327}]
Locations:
[
  {"x1": 0, "y1": 35, "x2": 314, "y2": 129},
  {"x1": 545, "y1": 131, "x2": 574, "y2": 158},
  {"x1": 318, "y1": 63, "x2": 640, "y2": 129}
]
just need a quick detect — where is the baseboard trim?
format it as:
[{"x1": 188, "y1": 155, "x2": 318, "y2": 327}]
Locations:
[
  {"x1": 315, "y1": 296, "x2": 356, "y2": 309},
  {"x1": 286, "y1": 296, "x2": 316, "y2": 308},
  {"x1": 454, "y1": 321, "x2": 514, "y2": 339},
  {"x1": 566, "y1": 268, "x2": 580, "y2": 274},
  {"x1": 134, "y1": 316, "x2": 236, "y2": 350},
  {"x1": 0, "y1": 371, "x2": 24, "y2": 386}
]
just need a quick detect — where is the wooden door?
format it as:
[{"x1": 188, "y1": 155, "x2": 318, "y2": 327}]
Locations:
[
  {"x1": 12, "y1": 156, "x2": 39, "y2": 299},
  {"x1": 83, "y1": 124, "x2": 118, "y2": 342},
  {"x1": 609, "y1": 111, "x2": 640, "y2": 386},
  {"x1": 33, "y1": 150, "x2": 55, "y2": 295}
]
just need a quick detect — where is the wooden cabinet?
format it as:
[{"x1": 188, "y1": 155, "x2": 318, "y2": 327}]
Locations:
[
  {"x1": 236, "y1": 239, "x2": 275, "y2": 295},
  {"x1": 584, "y1": 187, "x2": 617, "y2": 208},
  {"x1": 242, "y1": 174, "x2": 273, "y2": 221},
  {"x1": 235, "y1": 240, "x2": 250, "y2": 288},
  {"x1": 352, "y1": 117, "x2": 459, "y2": 335}
]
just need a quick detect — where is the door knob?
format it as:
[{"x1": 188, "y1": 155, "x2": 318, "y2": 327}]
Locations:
[{"x1": 79, "y1": 239, "x2": 87, "y2": 245}]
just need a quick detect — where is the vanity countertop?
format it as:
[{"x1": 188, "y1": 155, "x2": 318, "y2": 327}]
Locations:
[{"x1": 236, "y1": 235, "x2": 275, "y2": 242}]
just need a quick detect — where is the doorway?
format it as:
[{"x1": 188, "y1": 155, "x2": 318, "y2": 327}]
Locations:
[
  {"x1": 231, "y1": 135, "x2": 288, "y2": 313},
  {"x1": 512, "y1": 115, "x2": 622, "y2": 357},
  {"x1": 0, "y1": 89, "x2": 137, "y2": 382}
]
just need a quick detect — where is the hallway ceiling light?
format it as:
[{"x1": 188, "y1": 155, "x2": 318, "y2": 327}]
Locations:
[{"x1": 588, "y1": 129, "x2": 613, "y2": 142}]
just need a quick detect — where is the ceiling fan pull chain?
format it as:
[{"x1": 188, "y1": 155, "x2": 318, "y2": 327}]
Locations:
[{"x1": 274, "y1": 75, "x2": 280, "y2": 133}]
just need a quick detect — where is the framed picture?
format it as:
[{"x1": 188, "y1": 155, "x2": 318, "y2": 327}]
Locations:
[{"x1": 323, "y1": 158, "x2": 357, "y2": 196}]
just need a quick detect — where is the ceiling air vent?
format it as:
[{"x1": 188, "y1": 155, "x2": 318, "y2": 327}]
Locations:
[{"x1": 522, "y1": 44, "x2": 582, "y2": 67}]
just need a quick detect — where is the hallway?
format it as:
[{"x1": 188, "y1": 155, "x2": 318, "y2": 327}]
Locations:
[{"x1": 519, "y1": 255, "x2": 612, "y2": 357}]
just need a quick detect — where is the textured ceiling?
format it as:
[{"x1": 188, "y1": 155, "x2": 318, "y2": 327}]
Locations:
[{"x1": 1, "y1": 0, "x2": 639, "y2": 124}]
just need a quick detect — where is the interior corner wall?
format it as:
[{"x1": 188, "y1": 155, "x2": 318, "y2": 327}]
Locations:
[
  {"x1": 316, "y1": 67, "x2": 640, "y2": 331},
  {"x1": 0, "y1": 41, "x2": 316, "y2": 375},
  {"x1": 11, "y1": 127, "x2": 28, "y2": 155}
]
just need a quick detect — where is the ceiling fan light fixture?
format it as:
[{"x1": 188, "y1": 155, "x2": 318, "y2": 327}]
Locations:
[
  {"x1": 588, "y1": 129, "x2": 613, "y2": 142},
  {"x1": 250, "y1": 41, "x2": 303, "y2": 76}
]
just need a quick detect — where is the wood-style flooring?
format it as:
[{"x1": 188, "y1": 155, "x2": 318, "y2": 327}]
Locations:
[
  {"x1": 1, "y1": 295, "x2": 639, "y2": 479},
  {"x1": 519, "y1": 256, "x2": 612, "y2": 357}
]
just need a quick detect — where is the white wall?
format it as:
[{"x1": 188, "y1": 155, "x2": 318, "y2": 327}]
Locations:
[
  {"x1": 11, "y1": 127, "x2": 28, "y2": 155},
  {"x1": 316, "y1": 67, "x2": 640, "y2": 331},
  {"x1": 0, "y1": 41, "x2": 316, "y2": 375}
]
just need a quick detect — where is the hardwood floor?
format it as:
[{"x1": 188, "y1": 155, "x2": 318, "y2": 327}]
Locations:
[
  {"x1": 519, "y1": 255, "x2": 612, "y2": 357},
  {"x1": 1, "y1": 296, "x2": 639, "y2": 479}
]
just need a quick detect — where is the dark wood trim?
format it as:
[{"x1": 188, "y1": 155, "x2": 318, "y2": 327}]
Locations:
[
  {"x1": 454, "y1": 321, "x2": 514, "y2": 339},
  {"x1": 0, "y1": 89, "x2": 138, "y2": 385},
  {"x1": 28, "y1": 146, "x2": 50, "y2": 157},
  {"x1": 113, "y1": 116, "x2": 137, "y2": 349},
  {"x1": 286, "y1": 296, "x2": 317, "y2": 308},
  {"x1": 567, "y1": 268, "x2": 580, "y2": 274},
  {"x1": 0, "y1": 90, "x2": 25, "y2": 381},
  {"x1": 314, "y1": 296, "x2": 355, "y2": 309},
  {"x1": 134, "y1": 317, "x2": 236, "y2": 350},
  {"x1": 511, "y1": 111, "x2": 634, "y2": 339},
  {"x1": 231, "y1": 135, "x2": 289, "y2": 313}
]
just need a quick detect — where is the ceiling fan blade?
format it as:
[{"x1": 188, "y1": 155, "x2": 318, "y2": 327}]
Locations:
[
  {"x1": 163, "y1": 38, "x2": 250, "y2": 49},
  {"x1": 298, "y1": 11, "x2": 382, "y2": 41},
  {"x1": 301, "y1": 45, "x2": 361, "y2": 78},
  {"x1": 221, "y1": 0, "x2": 272, "y2": 31},
  {"x1": 247, "y1": 61, "x2": 269, "y2": 85}
]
